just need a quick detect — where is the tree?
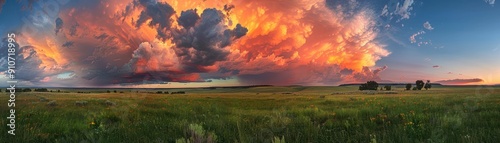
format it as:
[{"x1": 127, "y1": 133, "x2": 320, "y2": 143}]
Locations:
[
  {"x1": 416, "y1": 80, "x2": 425, "y2": 90},
  {"x1": 405, "y1": 84, "x2": 412, "y2": 90},
  {"x1": 359, "y1": 84, "x2": 367, "y2": 90},
  {"x1": 23, "y1": 88, "x2": 32, "y2": 92},
  {"x1": 359, "y1": 81, "x2": 379, "y2": 90},
  {"x1": 113, "y1": 90, "x2": 117, "y2": 93},
  {"x1": 34, "y1": 88, "x2": 48, "y2": 92},
  {"x1": 57, "y1": 90, "x2": 61, "y2": 92},
  {"x1": 424, "y1": 80, "x2": 432, "y2": 90},
  {"x1": 384, "y1": 85, "x2": 392, "y2": 91}
]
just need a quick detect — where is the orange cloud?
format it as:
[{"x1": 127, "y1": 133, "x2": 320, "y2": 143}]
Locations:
[{"x1": 12, "y1": 0, "x2": 390, "y2": 86}]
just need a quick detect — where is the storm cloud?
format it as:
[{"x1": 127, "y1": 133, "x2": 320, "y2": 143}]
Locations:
[
  {"x1": 3, "y1": 0, "x2": 390, "y2": 87},
  {"x1": 0, "y1": 39, "x2": 47, "y2": 82},
  {"x1": 135, "y1": 0, "x2": 175, "y2": 40},
  {"x1": 173, "y1": 8, "x2": 248, "y2": 70}
]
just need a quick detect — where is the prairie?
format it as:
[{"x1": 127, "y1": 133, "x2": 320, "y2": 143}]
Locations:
[{"x1": 1, "y1": 86, "x2": 499, "y2": 143}]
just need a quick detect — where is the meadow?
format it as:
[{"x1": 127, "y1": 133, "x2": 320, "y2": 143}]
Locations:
[{"x1": 1, "y1": 86, "x2": 499, "y2": 143}]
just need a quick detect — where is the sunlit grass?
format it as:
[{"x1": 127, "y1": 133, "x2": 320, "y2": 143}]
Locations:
[{"x1": 1, "y1": 86, "x2": 499, "y2": 142}]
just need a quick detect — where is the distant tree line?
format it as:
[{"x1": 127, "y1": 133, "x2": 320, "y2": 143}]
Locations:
[
  {"x1": 405, "y1": 80, "x2": 432, "y2": 90},
  {"x1": 359, "y1": 80, "x2": 433, "y2": 91}
]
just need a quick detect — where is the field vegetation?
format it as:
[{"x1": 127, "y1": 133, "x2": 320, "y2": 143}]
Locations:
[{"x1": 1, "y1": 86, "x2": 499, "y2": 142}]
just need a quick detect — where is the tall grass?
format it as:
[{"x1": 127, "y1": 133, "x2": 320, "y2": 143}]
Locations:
[{"x1": 0, "y1": 86, "x2": 499, "y2": 142}]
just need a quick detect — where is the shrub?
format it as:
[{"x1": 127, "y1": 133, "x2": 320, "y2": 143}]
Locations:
[
  {"x1": 175, "y1": 123, "x2": 217, "y2": 143},
  {"x1": 272, "y1": 136, "x2": 286, "y2": 143},
  {"x1": 384, "y1": 85, "x2": 392, "y2": 91},
  {"x1": 103, "y1": 100, "x2": 116, "y2": 106},
  {"x1": 39, "y1": 97, "x2": 49, "y2": 102},
  {"x1": 405, "y1": 84, "x2": 412, "y2": 90},
  {"x1": 22, "y1": 88, "x2": 32, "y2": 92},
  {"x1": 75, "y1": 101, "x2": 88, "y2": 106},
  {"x1": 47, "y1": 100, "x2": 57, "y2": 107},
  {"x1": 34, "y1": 88, "x2": 49, "y2": 92},
  {"x1": 171, "y1": 91, "x2": 186, "y2": 94}
]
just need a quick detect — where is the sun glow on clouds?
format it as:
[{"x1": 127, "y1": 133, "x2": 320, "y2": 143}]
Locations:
[{"x1": 9, "y1": 0, "x2": 391, "y2": 86}]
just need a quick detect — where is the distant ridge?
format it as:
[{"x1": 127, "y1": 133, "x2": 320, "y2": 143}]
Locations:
[
  {"x1": 203, "y1": 85, "x2": 273, "y2": 89},
  {"x1": 339, "y1": 83, "x2": 443, "y2": 86}
]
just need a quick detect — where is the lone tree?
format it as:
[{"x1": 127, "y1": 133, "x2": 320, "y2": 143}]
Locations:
[
  {"x1": 405, "y1": 84, "x2": 412, "y2": 90},
  {"x1": 424, "y1": 80, "x2": 432, "y2": 90},
  {"x1": 359, "y1": 81, "x2": 379, "y2": 90},
  {"x1": 416, "y1": 80, "x2": 425, "y2": 90}
]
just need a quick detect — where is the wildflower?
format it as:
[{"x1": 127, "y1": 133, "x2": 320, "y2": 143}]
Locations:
[
  {"x1": 399, "y1": 113, "x2": 405, "y2": 119},
  {"x1": 404, "y1": 121, "x2": 414, "y2": 126}
]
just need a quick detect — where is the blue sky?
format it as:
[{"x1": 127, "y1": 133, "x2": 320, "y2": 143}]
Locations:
[{"x1": 376, "y1": 0, "x2": 500, "y2": 84}]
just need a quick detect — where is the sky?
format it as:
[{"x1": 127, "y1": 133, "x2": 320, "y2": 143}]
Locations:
[{"x1": 0, "y1": 0, "x2": 499, "y2": 87}]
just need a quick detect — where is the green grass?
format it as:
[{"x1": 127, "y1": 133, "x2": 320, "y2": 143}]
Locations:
[{"x1": 1, "y1": 86, "x2": 499, "y2": 142}]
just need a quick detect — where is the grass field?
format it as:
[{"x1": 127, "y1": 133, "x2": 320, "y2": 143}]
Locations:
[{"x1": 1, "y1": 86, "x2": 499, "y2": 143}]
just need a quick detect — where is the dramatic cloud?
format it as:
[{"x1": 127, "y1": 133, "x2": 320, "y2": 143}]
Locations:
[
  {"x1": 0, "y1": 39, "x2": 50, "y2": 82},
  {"x1": 423, "y1": 21, "x2": 433, "y2": 30},
  {"x1": 436, "y1": 78, "x2": 484, "y2": 85},
  {"x1": 177, "y1": 9, "x2": 199, "y2": 28},
  {"x1": 172, "y1": 8, "x2": 248, "y2": 69},
  {"x1": 3, "y1": 0, "x2": 390, "y2": 86},
  {"x1": 135, "y1": 0, "x2": 176, "y2": 40}
]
